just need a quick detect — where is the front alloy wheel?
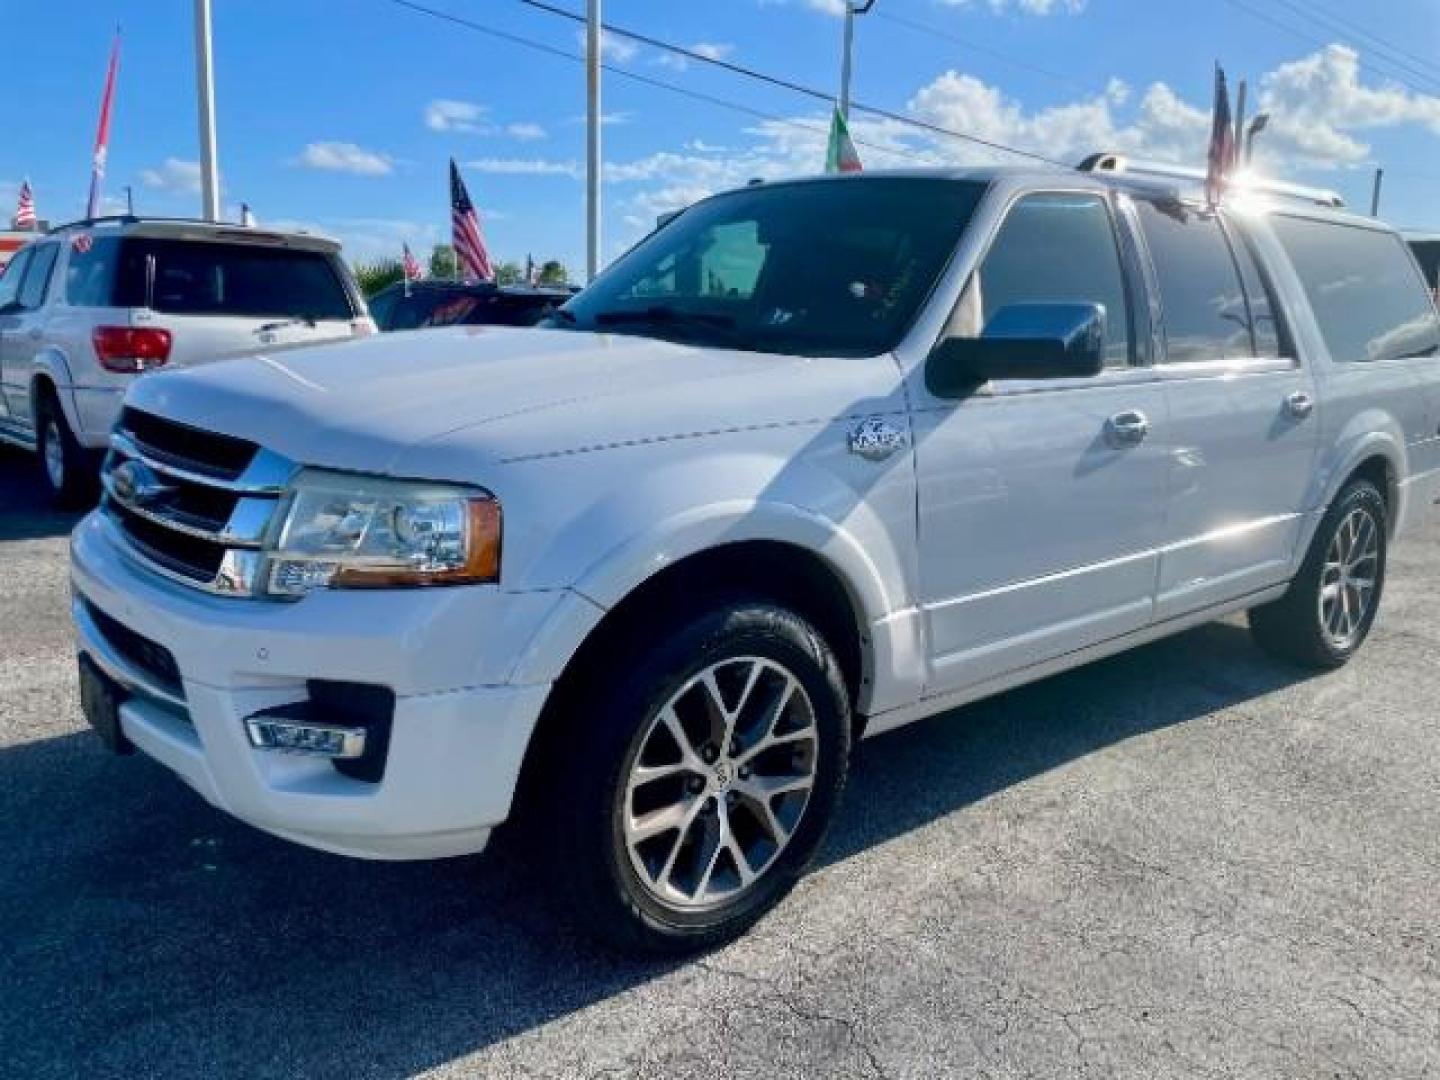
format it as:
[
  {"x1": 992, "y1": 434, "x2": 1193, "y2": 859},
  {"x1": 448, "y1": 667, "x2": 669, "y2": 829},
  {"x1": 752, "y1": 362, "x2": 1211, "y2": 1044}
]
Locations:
[
  {"x1": 539, "y1": 601, "x2": 850, "y2": 953},
  {"x1": 623, "y1": 656, "x2": 818, "y2": 910}
]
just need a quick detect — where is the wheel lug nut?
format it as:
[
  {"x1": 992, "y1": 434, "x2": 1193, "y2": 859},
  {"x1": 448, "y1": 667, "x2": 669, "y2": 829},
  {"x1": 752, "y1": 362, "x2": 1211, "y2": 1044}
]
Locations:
[
  {"x1": 729, "y1": 740, "x2": 741, "y2": 756},
  {"x1": 739, "y1": 766, "x2": 751, "y2": 780},
  {"x1": 687, "y1": 777, "x2": 704, "y2": 793},
  {"x1": 702, "y1": 746, "x2": 718, "y2": 763}
]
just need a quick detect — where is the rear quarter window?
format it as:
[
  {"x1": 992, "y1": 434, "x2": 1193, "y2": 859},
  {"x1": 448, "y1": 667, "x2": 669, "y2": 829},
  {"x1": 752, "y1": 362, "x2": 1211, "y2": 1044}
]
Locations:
[{"x1": 1272, "y1": 216, "x2": 1439, "y2": 363}]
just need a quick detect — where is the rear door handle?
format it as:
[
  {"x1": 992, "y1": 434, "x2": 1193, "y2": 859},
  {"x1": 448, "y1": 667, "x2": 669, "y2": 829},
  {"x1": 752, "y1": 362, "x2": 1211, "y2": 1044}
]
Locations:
[
  {"x1": 1105, "y1": 410, "x2": 1150, "y2": 448},
  {"x1": 1285, "y1": 391, "x2": 1314, "y2": 419}
]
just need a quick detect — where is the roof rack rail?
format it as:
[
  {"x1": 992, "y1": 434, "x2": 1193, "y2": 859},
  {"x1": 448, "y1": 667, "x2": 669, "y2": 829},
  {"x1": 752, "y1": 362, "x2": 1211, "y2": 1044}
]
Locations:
[
  {"x1": 48, "y1": 214, "x2": 141, "y2": 233},
  {"x1": 1076, "y1": 152, "x2": 1346, "y2": 210}
]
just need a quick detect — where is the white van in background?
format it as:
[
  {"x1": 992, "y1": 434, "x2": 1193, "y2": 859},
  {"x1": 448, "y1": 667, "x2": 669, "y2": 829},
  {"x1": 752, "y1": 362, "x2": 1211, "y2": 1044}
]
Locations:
[{"x1": 0, "y1": 217, "x2": 373, "y2": 504}]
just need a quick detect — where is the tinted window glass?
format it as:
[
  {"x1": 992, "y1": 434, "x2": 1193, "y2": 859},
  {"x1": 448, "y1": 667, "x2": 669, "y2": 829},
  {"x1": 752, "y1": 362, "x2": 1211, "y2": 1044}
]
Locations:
[
  {"x1": 561, "y1": 178, "x2": 986, "y2": 357},
  {"x1": 1407, "y1": 239, "x2": 1440, "y2": 293},
  {"x1": 1274, "y1": 217, "x2": 1440, "y2": 363},
  {"x1": 1226, "y1": 225, "x2": 1284, "y2": 358},
  {"x1": 65, "y1": 236, "x2": 123, "y2": 306},
  {"x1": 366, "y1": 288, "x2": 398, "y2": 329},
  {"x1": 113, "y1": 239, "x2": 354, "y2": 320},
  {"x1": 17, "y1": 243, "x2": 59, "y2": 310},
  {"x1": 957, "y1": 192, "x2": 1131, "y2": 367},
  {"x1": 1135, "y1": 200, "x2": 1251, "y2": 363},
  {"x1": 0, "y1": 248, "x2": 31, "y2": 310}
]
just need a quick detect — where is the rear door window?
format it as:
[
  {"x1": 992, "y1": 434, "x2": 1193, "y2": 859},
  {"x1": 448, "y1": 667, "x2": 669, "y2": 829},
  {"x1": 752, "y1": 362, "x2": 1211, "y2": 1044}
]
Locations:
[
  {"x1": 17, "y1": 243, "x2": 59, "y2": 310},
  {"x1": 0, "y1": 248, "x2": 31, "y2": 310},
  {"x1": 1272, "y1": 216, "x2": 1440, "y2": 363},
  {"x1": 114, "y1": 239, "x2": 354, "y2": 321},
  {"x1": 1134, "y1": 200, "x2": 1253, "y2": 363}
]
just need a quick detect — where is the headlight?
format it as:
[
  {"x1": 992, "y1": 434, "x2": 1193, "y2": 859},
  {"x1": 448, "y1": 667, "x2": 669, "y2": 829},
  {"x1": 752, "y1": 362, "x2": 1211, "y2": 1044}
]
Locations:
[{"x1": 266, "y1": 470, "x2": 501, "y2": 597}]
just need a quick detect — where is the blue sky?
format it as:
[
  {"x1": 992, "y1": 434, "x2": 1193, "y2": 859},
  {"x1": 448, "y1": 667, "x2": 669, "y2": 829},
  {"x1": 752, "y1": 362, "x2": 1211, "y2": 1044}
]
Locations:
[{"x1": 3, "y1": 0, "x2": 1439, "y2": 275}]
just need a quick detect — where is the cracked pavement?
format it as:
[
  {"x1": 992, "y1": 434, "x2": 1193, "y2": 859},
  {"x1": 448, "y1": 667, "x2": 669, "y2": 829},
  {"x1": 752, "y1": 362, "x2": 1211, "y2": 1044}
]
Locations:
[{"x1": 2, "y1": 444, "x2": 1437, "y2": 1078}]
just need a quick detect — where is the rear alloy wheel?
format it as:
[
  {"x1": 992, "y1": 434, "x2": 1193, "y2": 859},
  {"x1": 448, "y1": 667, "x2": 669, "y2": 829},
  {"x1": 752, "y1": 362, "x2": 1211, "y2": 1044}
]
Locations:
[
  {"x1": 543, "y1": 601, "x2": 850, "y2": 953},
  {"x1": 1250, "y1": 479, "x2": 1387, "y2": 669},
  {"x1": 35, "y1": 394, "x2": 97, "y2": 509}
]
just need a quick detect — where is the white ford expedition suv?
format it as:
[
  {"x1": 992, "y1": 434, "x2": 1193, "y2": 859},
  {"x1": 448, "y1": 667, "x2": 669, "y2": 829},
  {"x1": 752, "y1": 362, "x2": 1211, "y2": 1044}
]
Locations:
[
  {"x1": 0, "y1": 217, "x2": 372, "y2": 505},
  {"x1": 69, "y1": 165, "x2": 1440, "y2": 952}
]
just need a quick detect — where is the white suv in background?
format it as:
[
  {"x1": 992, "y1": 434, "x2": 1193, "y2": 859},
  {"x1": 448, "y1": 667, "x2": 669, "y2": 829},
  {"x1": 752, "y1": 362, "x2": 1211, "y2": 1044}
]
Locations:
[{"x1": 0, "y1": 217, "x2": 373, "y2": 504}]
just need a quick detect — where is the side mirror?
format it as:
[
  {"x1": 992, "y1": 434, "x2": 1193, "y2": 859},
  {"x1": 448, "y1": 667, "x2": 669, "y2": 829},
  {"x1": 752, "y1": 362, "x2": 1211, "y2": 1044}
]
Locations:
[{"x1": 926, "y1": 302, "x2": 1107, "y2": 398}]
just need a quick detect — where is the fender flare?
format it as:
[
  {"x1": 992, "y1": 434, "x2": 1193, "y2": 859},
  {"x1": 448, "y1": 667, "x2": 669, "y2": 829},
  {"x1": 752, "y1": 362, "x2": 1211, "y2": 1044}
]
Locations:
[
  {"x1": 1301, "y1": 422, "x2": 1407, "y2": 555},
  {"x1": 507, "y1": 499, "x2": 907, "y2": 699},
  {"x1": 28, "y1": 348, "x2": 83, "y2": 435}
]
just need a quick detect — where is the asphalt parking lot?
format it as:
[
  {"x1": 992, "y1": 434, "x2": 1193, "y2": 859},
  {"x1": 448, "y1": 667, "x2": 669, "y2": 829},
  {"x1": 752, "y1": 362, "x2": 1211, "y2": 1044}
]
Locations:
[{"x1": 2, "y1": 443, "x2": 1437, "y2": 1079}]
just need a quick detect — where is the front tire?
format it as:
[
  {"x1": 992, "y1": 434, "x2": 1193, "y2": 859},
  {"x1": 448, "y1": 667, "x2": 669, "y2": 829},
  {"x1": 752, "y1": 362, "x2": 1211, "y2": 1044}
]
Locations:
[
  {"x1": 1250, "y1": 479, "x2": 1387, "y2": 669},
  {"x1": 542, "y1": 601, "x2": 851, "y2": 954},
  {"x1": 35, "y1": 392, "x2": 97, "y2": 509}
]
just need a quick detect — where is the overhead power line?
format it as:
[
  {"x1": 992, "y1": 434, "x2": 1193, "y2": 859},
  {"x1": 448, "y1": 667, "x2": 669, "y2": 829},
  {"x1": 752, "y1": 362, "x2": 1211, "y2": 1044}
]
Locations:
[
  {"x1": 1218, "y1": 0, "x2": 1440, "y2": 100},
  {"x1": 1280, "y1": 0, "x2": 1440, "y2": 90},
  {"x1": 383, "y1": 0, "x2": 932, "y2": 166},
  {"x1": 504, "y1": 0, "x2": 1066, "y2": 164},
  {"x1": 871, "y1": 8, "x2": 1096, "y2": 96}
]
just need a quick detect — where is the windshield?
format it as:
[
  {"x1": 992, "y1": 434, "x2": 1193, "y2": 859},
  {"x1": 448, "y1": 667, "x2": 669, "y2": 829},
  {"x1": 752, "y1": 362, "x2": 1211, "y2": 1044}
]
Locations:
[{"x1": 555, "y1": 177, "x2": 985, "y2": 357}]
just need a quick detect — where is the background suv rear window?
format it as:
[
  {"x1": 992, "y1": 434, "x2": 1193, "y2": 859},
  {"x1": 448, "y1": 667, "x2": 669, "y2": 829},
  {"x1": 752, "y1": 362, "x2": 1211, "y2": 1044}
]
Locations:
[{"x1": 112, "y1": 239, "x2": 353, "y2": 321}]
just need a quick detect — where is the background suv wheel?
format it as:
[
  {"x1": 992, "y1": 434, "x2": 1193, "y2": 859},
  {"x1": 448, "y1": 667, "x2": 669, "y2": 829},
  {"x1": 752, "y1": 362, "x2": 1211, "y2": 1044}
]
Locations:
[{"x1": 35, "y1": 392, "x2": 97, "y2": 509}]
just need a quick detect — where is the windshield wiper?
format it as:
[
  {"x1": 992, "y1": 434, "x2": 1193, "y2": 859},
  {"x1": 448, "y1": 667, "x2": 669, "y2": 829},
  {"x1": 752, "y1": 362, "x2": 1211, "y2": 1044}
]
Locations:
[{"x1": 593, "y1": 305, "x2": 737, "y2": 333}]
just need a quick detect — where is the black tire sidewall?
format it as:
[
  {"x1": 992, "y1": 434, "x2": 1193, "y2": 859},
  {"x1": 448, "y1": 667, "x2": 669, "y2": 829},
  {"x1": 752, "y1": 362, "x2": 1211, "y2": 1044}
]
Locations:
[
  {"x1": 1309, "y1": 482, "x2": 1388, "y2": 663},
  {"x1": 35, "y1": 393, "x2": 94, "y2": 508},
  {"x1": 557, "y1": 601, "x2": 851, "y2": 952}
]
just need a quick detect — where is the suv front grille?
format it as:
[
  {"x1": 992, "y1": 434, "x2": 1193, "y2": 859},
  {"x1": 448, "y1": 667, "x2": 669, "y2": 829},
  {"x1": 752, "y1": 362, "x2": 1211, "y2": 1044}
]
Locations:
[
  {"x1": 101, "y1": 411, "x2": 296, "y2": 596},
  {"x1": 118, "y1": 408, "x2": 258, "y2": 480}
]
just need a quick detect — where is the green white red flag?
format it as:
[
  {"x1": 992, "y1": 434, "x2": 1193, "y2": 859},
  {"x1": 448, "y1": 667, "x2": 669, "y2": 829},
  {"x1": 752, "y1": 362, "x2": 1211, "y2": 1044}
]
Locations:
[{"x1": 825, "y1": 107, "x2": 863, "y2": 174}]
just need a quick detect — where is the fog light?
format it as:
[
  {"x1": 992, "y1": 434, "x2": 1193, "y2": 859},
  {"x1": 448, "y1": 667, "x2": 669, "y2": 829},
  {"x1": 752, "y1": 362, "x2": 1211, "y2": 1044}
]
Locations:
[{"x1": 245, "y1": 717, "x2": 367, "y2": 759}]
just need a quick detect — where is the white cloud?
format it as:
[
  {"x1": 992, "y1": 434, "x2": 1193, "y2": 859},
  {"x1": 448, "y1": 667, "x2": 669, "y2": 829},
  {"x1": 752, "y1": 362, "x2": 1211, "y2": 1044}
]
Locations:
[
  {"x1": 1255, "y1": 44, "x2": 1440, "y2": 168},
  {"x1": 506, "y1": 122, "x2": 547, "y2": 141},
  {"x1": 424, "y1": 99, "x2": 490, "y2": 134},
  {"x1": 293, "y1": 141, "x2": 395, "y2": 176},
  {"x1": 577, "y1": 28, "x2": 639, "y2": 63},
  {"x1": 139, "y1": 158, "x2": 203, "y2": 195},
  {"x1": 464, "y1": 157, "x2": 580, "y2": 177}
]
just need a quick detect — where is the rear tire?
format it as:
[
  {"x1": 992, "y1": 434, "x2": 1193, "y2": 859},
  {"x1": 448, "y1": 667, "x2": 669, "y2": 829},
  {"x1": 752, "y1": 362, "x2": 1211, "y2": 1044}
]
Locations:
[
  {"x1": 538, "y1": 600, "x2": 851, "y2": 954},
  {"x1": 1249, "y1": 479, "x2": 1387, "y2": 669},
  {"x1": 35, "y1": 391, "x2": 97, "y2": 509}
]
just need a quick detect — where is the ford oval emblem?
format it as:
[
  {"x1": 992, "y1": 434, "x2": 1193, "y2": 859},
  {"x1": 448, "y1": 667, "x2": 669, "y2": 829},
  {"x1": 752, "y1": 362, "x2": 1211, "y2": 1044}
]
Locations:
[{"x1": 110, "y1": 460, "x2": 177, "y2": 508}]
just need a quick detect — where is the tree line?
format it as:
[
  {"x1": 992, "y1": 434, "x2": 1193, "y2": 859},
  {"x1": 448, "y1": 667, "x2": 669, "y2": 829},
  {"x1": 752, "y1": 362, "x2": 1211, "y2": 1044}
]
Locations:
[{"x1": 352, "y1": 245, "x2": 571, "y2": 297}]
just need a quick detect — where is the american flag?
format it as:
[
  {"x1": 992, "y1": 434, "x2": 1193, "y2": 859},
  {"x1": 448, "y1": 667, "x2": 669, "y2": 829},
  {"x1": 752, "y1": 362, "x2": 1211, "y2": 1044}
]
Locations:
[
  {"x1": 13, "y1": 180, "x2": 36, "y2": 230},
  {"x1": 449, "y1": 159, "x2": 494, "y2": 282},
  {"x1": 402, "y1": 242, "x2": 424, "y2": 282},
  {"x1": 1205, "y1": 64, "x2": 1236, "y2": 206}
]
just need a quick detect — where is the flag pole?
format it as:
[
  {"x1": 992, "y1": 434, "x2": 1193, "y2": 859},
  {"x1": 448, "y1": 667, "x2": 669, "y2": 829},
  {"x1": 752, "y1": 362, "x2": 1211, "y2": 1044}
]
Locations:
[
  {"x1": 585, "y1": 0, "x2": 601, "y2": 283},
  {"x1": 194, "y1": 0, "x2": 220, "y2": 221}
]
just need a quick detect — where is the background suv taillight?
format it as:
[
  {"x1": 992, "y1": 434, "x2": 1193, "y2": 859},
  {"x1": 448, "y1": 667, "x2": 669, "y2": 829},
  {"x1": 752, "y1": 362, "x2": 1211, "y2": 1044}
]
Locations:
[{"x1": 93, "y1": 327, "x2": 173, "y2": 373}]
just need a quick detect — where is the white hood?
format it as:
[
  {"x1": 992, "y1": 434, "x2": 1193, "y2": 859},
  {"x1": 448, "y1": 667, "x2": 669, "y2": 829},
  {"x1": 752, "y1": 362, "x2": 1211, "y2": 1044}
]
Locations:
[{"x1": 123, "y1": 325, "x2": 900, "y2": 477}]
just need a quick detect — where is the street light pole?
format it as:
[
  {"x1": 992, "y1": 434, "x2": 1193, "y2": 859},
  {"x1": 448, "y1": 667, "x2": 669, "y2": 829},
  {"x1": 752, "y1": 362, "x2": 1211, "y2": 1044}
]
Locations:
[
  {"x1": 585, "y1": 0, "x2": 601, "y2": 282},
  {"x1": 194, "y1": 0, "x2": 220, "y2": 222},
  {"x1": 838, "y1": 0, "x2": 876, "y2": 120},
  {"x1": 1244, "y1": 113, "x2": 1269, "y2": 165}
]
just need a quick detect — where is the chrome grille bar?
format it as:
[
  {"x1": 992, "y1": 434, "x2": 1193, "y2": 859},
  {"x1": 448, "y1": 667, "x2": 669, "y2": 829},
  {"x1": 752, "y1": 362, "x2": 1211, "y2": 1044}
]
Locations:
[{"x1": 101, "y1": 417, "x2": 296, "y2": 598}]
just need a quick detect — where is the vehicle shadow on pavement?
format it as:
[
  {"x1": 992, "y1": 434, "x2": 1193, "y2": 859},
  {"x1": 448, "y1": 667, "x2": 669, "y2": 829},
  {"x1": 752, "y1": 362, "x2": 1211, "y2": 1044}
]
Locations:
[
  {"x1": 0, "y1": 448, "x2": 86, "y2": 541},
  {"x1": 0, "y1": 618, "x2": 1312, "y2": 1079}
]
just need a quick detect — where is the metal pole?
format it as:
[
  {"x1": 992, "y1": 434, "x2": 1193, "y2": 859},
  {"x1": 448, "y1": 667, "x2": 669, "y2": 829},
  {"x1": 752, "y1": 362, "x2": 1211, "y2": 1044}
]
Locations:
[
  {"x1": 1370, "y1": 168, "x2": 1385, "y2": 217},
  {"x1": 585, "y1": 0, "x2": 601, "y2": 282},
  {"x1": 194, "y1": 0, "x2": 220, "y2": 221},
  {"x1": 839, "y1": 2, "x2": 855, "y2": 120}
]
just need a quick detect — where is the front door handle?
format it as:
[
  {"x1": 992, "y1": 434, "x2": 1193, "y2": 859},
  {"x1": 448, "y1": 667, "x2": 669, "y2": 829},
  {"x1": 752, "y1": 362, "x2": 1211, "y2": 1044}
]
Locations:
[
  {"x1": 1105, "y1": 410, "x2": 1150, "y2": 448},
  {"x1": 1285, "y1": 391, "x2": 1314, "y2": 420}
]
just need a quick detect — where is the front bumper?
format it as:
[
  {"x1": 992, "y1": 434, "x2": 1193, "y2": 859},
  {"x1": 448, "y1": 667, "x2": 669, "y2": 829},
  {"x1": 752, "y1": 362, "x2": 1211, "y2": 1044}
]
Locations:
[{"x1": 69, "y1": 512, "x2": 581, "y2": 860}]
